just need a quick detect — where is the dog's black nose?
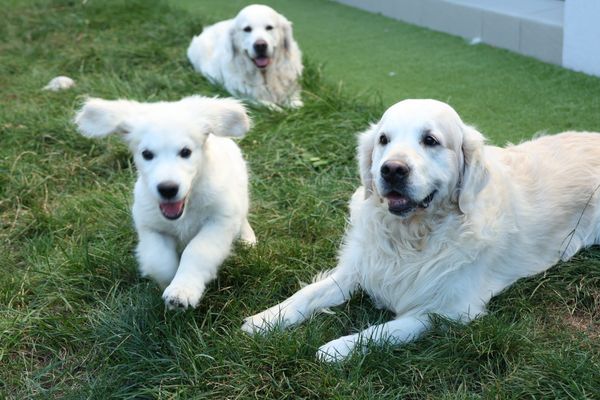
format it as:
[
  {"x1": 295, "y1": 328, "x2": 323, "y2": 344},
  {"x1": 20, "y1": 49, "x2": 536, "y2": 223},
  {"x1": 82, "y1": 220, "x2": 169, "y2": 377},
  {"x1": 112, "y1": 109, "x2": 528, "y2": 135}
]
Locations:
[
  {"x1": 157, "y1": 181, "x2": 179, "y2": 199},
  {"x1": 381, "y1": 161, "x2": 410, "y2": 183},
  {"x1": 253, "y1": 40, "x2": 268, "y2": 56}
]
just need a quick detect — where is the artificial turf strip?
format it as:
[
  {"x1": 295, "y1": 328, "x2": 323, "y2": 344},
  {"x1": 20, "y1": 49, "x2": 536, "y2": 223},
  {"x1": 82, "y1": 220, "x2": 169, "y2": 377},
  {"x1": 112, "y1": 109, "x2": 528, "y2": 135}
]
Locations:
[
  {"x1": 173, "y1": 0, "x2": 600, "y2": 145},
  {"x1": 0, "y1": 0, "x2": 599, "y2": 398}
]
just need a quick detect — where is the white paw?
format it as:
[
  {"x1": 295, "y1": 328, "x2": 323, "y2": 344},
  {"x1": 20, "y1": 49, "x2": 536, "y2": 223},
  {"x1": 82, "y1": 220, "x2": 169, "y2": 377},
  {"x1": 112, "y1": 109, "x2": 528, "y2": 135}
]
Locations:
[
  {"x1": 316, "y1": 335, "x2": 357, "y2": 363},
  {"x1": 289, "y1": 99, "x2": 303, "y2": 109},
  {"x1": 162, "y1": 280, "x2": 205, "y2": 310},
  {"x1": 239, "y1": 232, "x2": 257, "y2": 247},
  {"x1": 241, "y1": 307, "x2": 287, "y2": 335}
]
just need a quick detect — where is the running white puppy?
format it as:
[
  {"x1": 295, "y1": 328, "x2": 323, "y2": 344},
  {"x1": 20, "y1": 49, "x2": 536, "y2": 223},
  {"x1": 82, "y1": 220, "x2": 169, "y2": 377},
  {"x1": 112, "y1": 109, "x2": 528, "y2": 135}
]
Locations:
[
  {"x1": 187, "y1": 4, "x2": 303, "y2": 109},
  {"x1": 75, "y1": 96, "x2": 256, "y2": 309},
  {"x1": 243, "y1": 99, "x2": 600, "y2": 361}
]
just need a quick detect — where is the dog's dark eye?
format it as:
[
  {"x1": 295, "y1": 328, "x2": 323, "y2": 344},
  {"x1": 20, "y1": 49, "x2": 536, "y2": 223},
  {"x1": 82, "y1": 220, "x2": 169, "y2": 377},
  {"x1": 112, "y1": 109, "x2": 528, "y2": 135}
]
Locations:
[
  {"x1": 141, "y1": 150, "x2": 154, "y2": 160},
  {"x1": 243, "y1": 26, "x2": 252, "y2": 33},
  {"x1": 265, "y1": 25, "x2": 273, "y2": 31},
  {"x1": 379, "y1": 134, "x2": 389, "y2": 146},
  {"x1": 179, "y1": 147, "x2": 192, "y2": 159},
  {"x1": 423, "y1": 134, "x2": 439, "y2": 147}
]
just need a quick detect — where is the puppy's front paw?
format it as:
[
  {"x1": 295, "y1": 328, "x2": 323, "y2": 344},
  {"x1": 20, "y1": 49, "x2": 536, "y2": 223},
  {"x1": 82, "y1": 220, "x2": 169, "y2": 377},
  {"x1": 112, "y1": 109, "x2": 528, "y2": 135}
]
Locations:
[
  {"x1": 316, "y1": 335, "x2": 357, "y2": 363},
  {"x1": 162, "y1": 281, "x2": 205, "y2": 310}
]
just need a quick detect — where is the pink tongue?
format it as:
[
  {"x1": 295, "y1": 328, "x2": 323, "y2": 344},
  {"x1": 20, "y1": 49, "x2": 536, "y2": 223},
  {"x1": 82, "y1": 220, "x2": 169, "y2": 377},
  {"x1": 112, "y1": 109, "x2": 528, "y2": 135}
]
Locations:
[
  {"x1": 159, "y1": 200, "x2": 184, "y2": 218},
  {"x1": 254, "y1": 57, "x2": 269, "y2": 67}
]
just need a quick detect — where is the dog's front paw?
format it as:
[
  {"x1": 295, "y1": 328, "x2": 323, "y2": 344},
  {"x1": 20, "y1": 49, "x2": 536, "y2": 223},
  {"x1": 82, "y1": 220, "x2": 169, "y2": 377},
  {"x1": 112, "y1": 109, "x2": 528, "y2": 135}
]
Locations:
[
  {"x1": 162, "y1": 280, "x2": 205, "y2": 310},
  {"x1": 316, "y1": 335, "x2": 357, "y2": 363},
  {"x1": 289, "y1": 99, "x2": 303, "y2": 109},
  {"x1": 241, "y1": 308, "x2": 286, "y2": 335}
]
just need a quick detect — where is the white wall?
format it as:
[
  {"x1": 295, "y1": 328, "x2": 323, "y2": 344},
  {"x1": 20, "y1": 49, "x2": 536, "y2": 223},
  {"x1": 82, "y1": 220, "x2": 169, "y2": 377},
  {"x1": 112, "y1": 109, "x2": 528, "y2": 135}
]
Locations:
[{"x1": 563, "y1": 0, "x2": 600, "y2": 77}]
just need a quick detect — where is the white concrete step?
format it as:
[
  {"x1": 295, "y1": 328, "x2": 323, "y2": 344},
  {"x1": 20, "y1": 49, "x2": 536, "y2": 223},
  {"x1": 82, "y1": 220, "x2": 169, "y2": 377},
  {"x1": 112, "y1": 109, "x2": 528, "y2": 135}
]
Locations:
[{"x1": 333, "y1": 0, "x2": 564, "y2": 65}]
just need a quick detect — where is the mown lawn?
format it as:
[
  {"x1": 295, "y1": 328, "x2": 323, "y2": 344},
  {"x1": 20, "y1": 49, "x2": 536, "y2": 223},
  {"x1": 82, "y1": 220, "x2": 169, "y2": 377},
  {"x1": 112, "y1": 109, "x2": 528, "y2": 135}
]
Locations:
[{"x1": 1, "y1": 0, "x2": 599, "y2": 398}]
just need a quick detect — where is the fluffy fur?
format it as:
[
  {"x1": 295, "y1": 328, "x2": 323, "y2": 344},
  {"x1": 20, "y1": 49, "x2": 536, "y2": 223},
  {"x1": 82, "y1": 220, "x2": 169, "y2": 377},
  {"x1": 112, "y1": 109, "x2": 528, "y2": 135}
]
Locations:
[
  {"x1": 243, "y1": 99, "x2": 600, "y2": 361},
  {"x1": 187, "y1": 4, "x2": 303, "y2": 109},
  {"x1": 75, "y1": 95, "x2": 256, "y2": 309}
]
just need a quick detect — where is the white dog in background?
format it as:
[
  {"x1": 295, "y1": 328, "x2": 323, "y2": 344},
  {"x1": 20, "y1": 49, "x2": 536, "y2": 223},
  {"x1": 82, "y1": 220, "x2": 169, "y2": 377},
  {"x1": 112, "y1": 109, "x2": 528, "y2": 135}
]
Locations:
[
  {"x1": 243, "y1": 99, "x2": 600, "y2": 361},
  {"x1": 75, "y1": 96, "x2": 256, "y2": 309},
  {"x1": 187, "y1": 4, "x2": 303, "y2": 109}
]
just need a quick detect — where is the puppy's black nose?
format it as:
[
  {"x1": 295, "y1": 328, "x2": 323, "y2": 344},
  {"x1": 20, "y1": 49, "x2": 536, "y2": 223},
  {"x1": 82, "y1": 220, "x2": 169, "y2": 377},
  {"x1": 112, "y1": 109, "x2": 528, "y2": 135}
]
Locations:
[
  {"x1": 253, "y1": 40, "x2": 268, "y2": 56},
  {"x1": 157, "y1": 181, "x2": 179, "y2": 199},
  {"x1": 381, "y1": 161, "x2": 410, "y2": 183}
]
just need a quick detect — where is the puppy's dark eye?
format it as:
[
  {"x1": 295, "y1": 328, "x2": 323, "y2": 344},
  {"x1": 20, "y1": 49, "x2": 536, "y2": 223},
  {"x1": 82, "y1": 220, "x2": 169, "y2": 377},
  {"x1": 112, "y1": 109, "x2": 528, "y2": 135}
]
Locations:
[
  {"x1": 243, "y1": 26, "x2": 252, "y2": 32},
  {"x1": 141, "y1": 150, "x2": 154, "y2": 160},
  {"x1": 265, "y1": 25, "x2": 273, "y2": 31},
  {"x1": 423, "y1": 133, "x2": 439, "y2": 147},
  {"x1": 179, "y1": 147, "x2": 192, "y2": 158},
  {"x1": 379, "y1": 134, "x2": 389, "y2": 146}
]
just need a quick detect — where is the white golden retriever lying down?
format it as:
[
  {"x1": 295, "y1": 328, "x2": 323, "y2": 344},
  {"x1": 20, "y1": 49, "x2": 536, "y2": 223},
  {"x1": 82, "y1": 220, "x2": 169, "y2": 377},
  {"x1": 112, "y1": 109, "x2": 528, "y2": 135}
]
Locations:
[
  {"x1": 243, "y1": 99, "x2": 600, "y2": 361},
  {"x1": 75, "y1": 96, "x2": 256, "y2": 309},
  {"x1": 187, "y1": 4, "x2": 303, "y2": 109}
]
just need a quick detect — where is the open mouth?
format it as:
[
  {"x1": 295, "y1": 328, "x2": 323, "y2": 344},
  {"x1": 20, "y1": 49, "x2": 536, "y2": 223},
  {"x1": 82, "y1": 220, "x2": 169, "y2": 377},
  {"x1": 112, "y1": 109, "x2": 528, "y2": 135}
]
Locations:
[
  {"x1": 253, "y1": 56, "x2": 270, "y2": 69},
  {"x1": 159, "y1": 198, "x2": 186, "y2": 220},
  {"x1": 385, "y1": 190, "x2": 437, "y2": 216}
]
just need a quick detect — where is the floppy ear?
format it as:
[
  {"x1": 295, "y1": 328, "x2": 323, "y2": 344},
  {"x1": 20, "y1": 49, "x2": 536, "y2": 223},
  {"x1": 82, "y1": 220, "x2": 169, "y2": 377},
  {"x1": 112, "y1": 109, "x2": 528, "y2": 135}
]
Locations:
[
  {"x1": 182, "y1": 96, "x2": 251, "y2": 138},
  {"x1": 75, "y1": 98, "x2": 138, "y2": 138},
  {"x1": 458, "y1": 124, "x2": 489, "y2": 213},
  {"x1": 279, "y1": 15, "x2": 293, "y2": 51},
  {"x1": 229, "y1": 27, "x2": 238, "y2": 56},
  {"x1": 357, "y1": 124, "x2": 377, "y2": 199}
]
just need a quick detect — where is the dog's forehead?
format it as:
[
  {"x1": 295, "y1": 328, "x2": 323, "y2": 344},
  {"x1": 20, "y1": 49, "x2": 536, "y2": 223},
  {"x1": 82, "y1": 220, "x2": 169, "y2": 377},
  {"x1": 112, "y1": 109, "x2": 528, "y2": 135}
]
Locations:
[
  {"x1": 132, "y1": 117, "x2": 205, "y2": 146},
  {"x1": 379, "y1": 100, "x2": 461, "y2": 137},
  {"x1": 236, "y1": 5, "x2": 278, "y2": 26}
]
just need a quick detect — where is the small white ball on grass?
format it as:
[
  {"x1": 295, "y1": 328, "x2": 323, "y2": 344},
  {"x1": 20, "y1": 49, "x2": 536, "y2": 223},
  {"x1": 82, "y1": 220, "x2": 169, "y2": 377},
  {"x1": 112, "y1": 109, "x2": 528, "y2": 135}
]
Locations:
[{"x1": 43, "y1": 76, "x2": 75, "y2": 91}]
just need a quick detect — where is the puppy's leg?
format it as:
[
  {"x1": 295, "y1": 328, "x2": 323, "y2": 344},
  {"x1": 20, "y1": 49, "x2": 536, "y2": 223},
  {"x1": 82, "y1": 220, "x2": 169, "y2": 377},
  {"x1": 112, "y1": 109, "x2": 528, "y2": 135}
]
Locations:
[
  {"x1": 242, "y1": 269, "x2": 357, "y2": 334},
  {"x1": 136, "y1": 229, "x2": 179, "y2": 289},
  {"x1": 239, "y1": 218, "x2": 257, "y2": 246},
  {"x1": 162, "y1": 219, "x2": 238, "y2": 310},
  {"x1": 316, "y1": 315, "x2": 430, "y2": 363}
]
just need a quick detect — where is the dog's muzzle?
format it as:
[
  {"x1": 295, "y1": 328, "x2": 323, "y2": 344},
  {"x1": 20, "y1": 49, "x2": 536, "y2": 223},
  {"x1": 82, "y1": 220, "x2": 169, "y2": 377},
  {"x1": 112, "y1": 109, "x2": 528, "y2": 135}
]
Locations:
[
  {"x1": 251, "y1": 40, "x2": 270, "y2": 69},
  {"x1": 157, "y1": 181, "x2": 186, "y2": 220}
]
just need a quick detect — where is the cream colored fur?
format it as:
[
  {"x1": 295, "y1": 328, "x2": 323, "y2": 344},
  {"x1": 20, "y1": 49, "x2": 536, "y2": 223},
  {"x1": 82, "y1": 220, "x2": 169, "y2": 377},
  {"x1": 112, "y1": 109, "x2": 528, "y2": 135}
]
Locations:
[
  {"x1": 243, "y1": 99, "x2": 600, "y2": 362},
  {"x1": 187, "y1": 4, "x2": 303, "y2": 109}
]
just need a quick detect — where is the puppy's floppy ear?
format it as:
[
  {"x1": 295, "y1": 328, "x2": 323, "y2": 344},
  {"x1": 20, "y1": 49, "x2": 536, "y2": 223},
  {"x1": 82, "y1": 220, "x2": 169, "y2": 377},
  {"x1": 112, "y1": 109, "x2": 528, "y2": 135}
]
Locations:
[
  {"x1": 357, "y1": 124, "x2": 377, "y2": 199},
  {"x1": 183, "y1": 96, "x2": 251, "y2": 138},
  {"x1": 75, "y1": 98, "x2": 138, "y2": 138},
  {"x1": 458, "y1": 124, "x2": 489, "y2": 213}
]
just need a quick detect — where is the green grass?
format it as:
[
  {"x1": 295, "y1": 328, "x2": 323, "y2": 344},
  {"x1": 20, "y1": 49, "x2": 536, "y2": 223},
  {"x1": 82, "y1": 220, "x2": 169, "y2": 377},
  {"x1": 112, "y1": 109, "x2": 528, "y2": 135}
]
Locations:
[{"x1": 1, "y1": 0, "x2": 599, "y2": 398}]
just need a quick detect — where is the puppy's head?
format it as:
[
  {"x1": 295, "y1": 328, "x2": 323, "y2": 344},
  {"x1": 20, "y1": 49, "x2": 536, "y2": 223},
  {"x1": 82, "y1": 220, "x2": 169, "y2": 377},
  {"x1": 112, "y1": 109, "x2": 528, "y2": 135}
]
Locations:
[
  {"x1": 358, "y1": 99, "x2": 488, "y2": 217},
  {"x1": 230, "y1": 4, "x2": 294, "y2": 70},
  {"x1": 75, "y1": 96, "x2": 250, "y2": 221}
]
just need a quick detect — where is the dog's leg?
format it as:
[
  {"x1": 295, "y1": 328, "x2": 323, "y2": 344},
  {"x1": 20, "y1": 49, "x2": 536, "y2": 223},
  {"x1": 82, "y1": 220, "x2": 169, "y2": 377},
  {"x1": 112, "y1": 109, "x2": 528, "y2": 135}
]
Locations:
[
  {"x1": 316, "y1": 315, "x2": 430, "y2": 363},
  {"x1": 241, "y1": 269, "x2": 357, "y2": 334},
  {"x1": 239, "y1": 218, "x2": 257, "y2": 246},
  {"x1": 162, "y1": 219, "x2": 238, "y2": 310},
  {"x1": 288, "y1": 91, "x2": 303, "y2": 109},
  {"x1": 136, "y1": 230, "x2": 179, "y2": 289}
]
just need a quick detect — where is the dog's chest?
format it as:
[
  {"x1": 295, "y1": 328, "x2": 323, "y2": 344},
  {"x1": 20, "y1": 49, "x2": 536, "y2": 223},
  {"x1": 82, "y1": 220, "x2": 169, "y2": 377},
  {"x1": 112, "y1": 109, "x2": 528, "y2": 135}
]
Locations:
[{"x1": 353, "y1": 220, "x2": 473, "y2": 316}]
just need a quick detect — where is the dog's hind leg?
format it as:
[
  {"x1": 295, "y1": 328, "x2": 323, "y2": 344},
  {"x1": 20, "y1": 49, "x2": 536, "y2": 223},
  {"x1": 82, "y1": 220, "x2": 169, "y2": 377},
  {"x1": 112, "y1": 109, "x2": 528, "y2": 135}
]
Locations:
[{"x1": 239, "y1": 218, "x2": 257, "y2": 246}]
